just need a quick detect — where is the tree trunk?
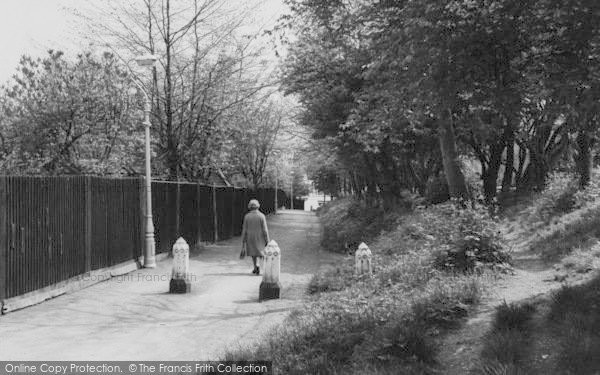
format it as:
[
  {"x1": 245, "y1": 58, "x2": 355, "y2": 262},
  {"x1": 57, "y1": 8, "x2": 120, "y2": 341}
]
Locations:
[
  {"x1": 501, "y1": 130, "x2": 515, "y2": 193},
  {"x1": 515, "y1": 145, "x2": 527, "y2": 190},
  {"x1": 438, "y1": 116, "x2": 469, "y2": 200},
  {"x1": 575, "y1": 130, "x2": 594, "y2": 188},
  {"x1": 520, "y1": 154, "x2": 547, "y2": 192},
  {"x1": 482, "y1": 159, "x2": 501, "y2": 204}
]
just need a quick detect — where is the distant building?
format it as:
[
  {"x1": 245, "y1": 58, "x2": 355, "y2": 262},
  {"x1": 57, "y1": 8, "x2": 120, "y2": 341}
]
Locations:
[{"x1": 303, "y1": 192, "x2": 332, "y2": 211}]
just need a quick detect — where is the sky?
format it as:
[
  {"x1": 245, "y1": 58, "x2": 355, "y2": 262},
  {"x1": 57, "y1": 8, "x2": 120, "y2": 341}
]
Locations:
[
  {"x1": 0, "y1": 0, "x2": 288, "y2": 84},
  {"x1": 0, "y1": 0, "x2": 78, "y2": 82}
]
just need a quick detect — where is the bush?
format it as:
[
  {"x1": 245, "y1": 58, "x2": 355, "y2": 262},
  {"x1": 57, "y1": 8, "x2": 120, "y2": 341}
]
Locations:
[
  {"x1": 423, "y1": 202, "x2": 510, "y2": 273},
  {"x1": 491, "y1": 302, "x2": 536, "y2": 332},
  {"x1": 318, "y1": 198, "x2": 404, "y2": 253}
]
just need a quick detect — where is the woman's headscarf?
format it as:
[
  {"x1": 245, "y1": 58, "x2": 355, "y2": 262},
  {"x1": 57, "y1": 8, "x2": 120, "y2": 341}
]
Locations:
[{"x1": 248, "y1": 199, "x2": 260, "y2": 209}]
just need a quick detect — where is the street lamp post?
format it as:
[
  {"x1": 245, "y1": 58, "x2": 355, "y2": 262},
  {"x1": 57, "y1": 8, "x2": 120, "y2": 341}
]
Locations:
[
  {"x1": 290, "y1": 152, "x2": 295, "y2": 210},
  {"x1": 135, "y1": 54, "x2": 158, "y2": 268},
  {"x1": 290, "y1": 170, "x2": 294, "y2": 210},
  {"x1": 271, "y1": 150, "x2": 280, "y2": 214}
]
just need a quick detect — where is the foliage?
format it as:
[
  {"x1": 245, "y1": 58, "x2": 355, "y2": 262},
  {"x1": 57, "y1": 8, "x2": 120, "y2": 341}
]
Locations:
[
  {"x1": 401, "y1": 202, "x2": 510, "y2": 273},
  {"x1": 224, "y1": 100, "x2": 284, "y2": 188},
  {"x1": 491, "y1": 302, "x2": 537, "y2": 332},
  {"x1": 435, "y1": 231, "x2": 511, "y2": 274},
  {"x1": 82, "y1": 0, "x2": 280, "y2": 181},
  {"x1": 0, "y1": 50, "x2": 142, "y2": 175},
  {"x1": 309, "y1": 164, "x2": 341, "y2": 197},
  {"x1": 280, "y1": 0, "x2": 600, "y2": 203},
  {"x1": 317, "y1": 197, "x2": 404, "y2": 253},
  {"x1": 226, "y1": 198, "x2": 488, "y2": 374},
  {"x1": 525, "y1": 172, "x2": 581, "y2": 223},
  {"x1": 424, "y1": 174, "x2": 450, "y2": 205}
]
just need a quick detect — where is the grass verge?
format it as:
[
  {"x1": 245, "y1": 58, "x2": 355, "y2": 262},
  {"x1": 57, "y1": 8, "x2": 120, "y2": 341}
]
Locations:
[
  {"x1": 477, "y1": 302, "x2": 537, "y2": 374},
  {"x1": 476, "y1": 273, "x2": 600, "y2": 375},
  {"x1": 224, "y1": 199, "x2": 504, "y2": 374},
  {"x1": 529, "y1": 203, "x2": 600, "y2": 262}
]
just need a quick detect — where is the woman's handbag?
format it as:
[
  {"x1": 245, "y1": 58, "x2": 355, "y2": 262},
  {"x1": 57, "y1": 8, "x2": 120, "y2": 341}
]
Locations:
[{"x1": 239, "y1": 243, "x2": 247, "y2": 259}]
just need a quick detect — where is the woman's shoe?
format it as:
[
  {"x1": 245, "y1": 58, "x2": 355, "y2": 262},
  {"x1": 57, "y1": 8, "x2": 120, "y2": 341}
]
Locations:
[
  {"x1": 255, "y1": 266, "x2": 260, "y2": 275},
  {"x1": 252, "y1": 267, "x2": 258, "y2": 274}
]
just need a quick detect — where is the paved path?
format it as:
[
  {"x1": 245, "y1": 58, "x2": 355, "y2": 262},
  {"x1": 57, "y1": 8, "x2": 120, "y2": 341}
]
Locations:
[{"x1": 0, "y1": 210, "x2": 343, "y2": 360}]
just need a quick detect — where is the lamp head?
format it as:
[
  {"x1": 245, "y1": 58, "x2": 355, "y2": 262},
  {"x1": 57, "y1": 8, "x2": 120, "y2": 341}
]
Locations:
[{"x1": 135, "y1": 54, "x2": 158, "y2": 67}]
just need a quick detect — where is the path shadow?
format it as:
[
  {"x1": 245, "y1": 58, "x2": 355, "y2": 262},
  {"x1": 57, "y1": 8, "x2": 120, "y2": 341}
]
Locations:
[
  {"x1": 233, "y1": 298, "x2": 259, "y2": 305},
  {"x1": 512, "y1": 257, "x2": 554, "y2": 272},
  {"x1": 204, "y1": 272, "x2": 255, "y2": 277}
]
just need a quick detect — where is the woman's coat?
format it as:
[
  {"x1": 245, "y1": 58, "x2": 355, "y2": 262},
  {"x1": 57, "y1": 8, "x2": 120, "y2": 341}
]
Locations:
[{"x1": 241, "y1": 209, "x2": 270, "y2": 257}]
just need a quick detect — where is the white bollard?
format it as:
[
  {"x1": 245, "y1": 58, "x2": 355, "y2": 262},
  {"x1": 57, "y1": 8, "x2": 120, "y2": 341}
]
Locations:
[
  {"x1": 169, "y1": 237, "x2": 191, "y2": 293},
  {"x1": 355, "y1": 242, "x2": 372, "y2": 275},
  {"x1": 259, "y1": 240, "x2": 281, "y2": 301}
]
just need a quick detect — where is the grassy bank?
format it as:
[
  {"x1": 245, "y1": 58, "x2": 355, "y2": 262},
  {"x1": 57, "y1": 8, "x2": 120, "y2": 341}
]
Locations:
[
  {"x1": 477, "y1": 273, "x2": 600, "y2": 374},
  {"x1": 225, "y1": 198, "x2": 508, "y2": 374},
  {"x1": 502, "y1": 172, "x2": 600, "y2": 264}
]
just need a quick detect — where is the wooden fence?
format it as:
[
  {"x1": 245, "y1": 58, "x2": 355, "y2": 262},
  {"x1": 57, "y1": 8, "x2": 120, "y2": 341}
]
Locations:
[{"x1": 0, "y1": 176, "x2": 286, "y2": 300}]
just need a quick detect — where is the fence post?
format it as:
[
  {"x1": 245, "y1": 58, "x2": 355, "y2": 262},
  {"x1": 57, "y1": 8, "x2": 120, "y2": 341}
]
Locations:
[
  {"x1": 175, "y1": 180, "x2": 181, "y2": 238},
  {"x1": 196, "y1": 182, "x2": 202, "y2": 245},
  {"x1": 212, "y1": 184, "x2": 218, "y2": 243},
  {"x1": 230, "y1": 188, "x2": 235, "y2": 238},
  {"x1": 84, "y1": 176, "x2": 92, "y2": 273},
  {"x1": 0, "y1": 177, "x2": 6, "y2": 303}
]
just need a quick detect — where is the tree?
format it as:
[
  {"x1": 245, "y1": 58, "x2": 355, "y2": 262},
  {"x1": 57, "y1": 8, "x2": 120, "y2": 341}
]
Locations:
[
  {"x1": 226, "y1": 100, "x2": 284, "y2": 188},
  {"x1": 280, "y1": 0, "x2": 445, "y2": 206},
  {"x1": 81, "y1": 0, "x2": 278, "y2": 180},
  {"x1": 528, "y1": 0, "x2": 600, "y2": 188},
  {"x1": 281, "y1": 0, "x2": 600, "y2": 204},
  {"x1": 0, "y1": 50, "x2": 141, "y2": 175}
]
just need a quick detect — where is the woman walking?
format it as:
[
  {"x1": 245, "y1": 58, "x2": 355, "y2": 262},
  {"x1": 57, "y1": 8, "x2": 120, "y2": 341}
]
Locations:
[{"x1": 241, "y1": 199, "x2": 270, "y2": 275}]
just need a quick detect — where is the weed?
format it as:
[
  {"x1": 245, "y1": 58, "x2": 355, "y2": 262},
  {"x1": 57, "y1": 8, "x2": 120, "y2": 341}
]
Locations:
[
  {"x1": 491, "y1": 302, "x2": 536, "y2": 332},
  {"x1": 558, "y1": 318, "x2": 600, "y2": 373},
  {"x1": 480, "y1": 329, "x2": 530, "y2": 368},
  {"x1": 547, "y1": 276, "x2": 600, "y2": 373},
  {"x1": 478, "y1": 302, "x2": 536, "y2": 374},
  {"x1": 477, "y1": 360, "x2": 529, "y2": 375},
  {"x1": 307, "y1": 266, "x2": 353, "y2": 294}
]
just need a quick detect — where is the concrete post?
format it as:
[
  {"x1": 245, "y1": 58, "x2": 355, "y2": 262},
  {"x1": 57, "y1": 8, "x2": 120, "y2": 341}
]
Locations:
[
  {"x1": 259, "y1": 240, "x2": 281, "y2": 301},
  {"x1": 355, "y1": 242, "x2": 372, "y2": 275},
  {"x1": 169, "y1": 237, "x2": 191, "y2": 293}
]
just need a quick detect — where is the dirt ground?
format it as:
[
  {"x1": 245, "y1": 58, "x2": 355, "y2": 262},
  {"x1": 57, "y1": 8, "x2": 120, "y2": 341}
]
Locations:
[{"x1": 0, "y1": 210, "x2": 344, "y2": 360}]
